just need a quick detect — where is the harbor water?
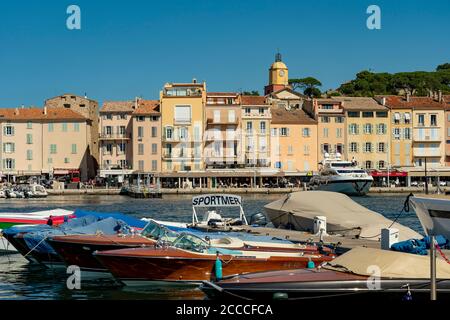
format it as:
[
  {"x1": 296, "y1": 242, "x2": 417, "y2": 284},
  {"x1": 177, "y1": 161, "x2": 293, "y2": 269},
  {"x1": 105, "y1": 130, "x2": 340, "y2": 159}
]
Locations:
[{"x1": 0, "y1": 194, "x2": 423, "y2": 300}]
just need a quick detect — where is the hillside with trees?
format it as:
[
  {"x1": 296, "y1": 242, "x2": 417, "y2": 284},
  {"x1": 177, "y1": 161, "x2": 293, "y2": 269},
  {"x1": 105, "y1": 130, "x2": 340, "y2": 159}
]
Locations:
[{"x1": 337, "y1": 63, "x2": 450, "y2": 97}]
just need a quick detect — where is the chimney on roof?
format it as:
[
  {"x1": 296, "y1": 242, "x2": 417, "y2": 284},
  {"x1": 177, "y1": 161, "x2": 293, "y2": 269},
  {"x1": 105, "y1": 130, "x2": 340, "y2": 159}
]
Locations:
[
  {"x1": 192, "y1": 78, "x2": 197, "y2": 84},
  {"x1": 438, "y1": 90, "x2": 443, "y2": 102},
  {"x1": 43, "y1": 107, "x2": 47, "y2": 115},
  {"x1": 84, "y1": 92, "x2": 87, "y2": 99},
  {"x1": 406, "y1": 92, "x2": 411, "y2": 102},
  {"x1": 381, "y1": 97, "x2": 386, "y2": 106},
  {"x1": 14, "y1": 107, "x2": 19, "y2": 115}
]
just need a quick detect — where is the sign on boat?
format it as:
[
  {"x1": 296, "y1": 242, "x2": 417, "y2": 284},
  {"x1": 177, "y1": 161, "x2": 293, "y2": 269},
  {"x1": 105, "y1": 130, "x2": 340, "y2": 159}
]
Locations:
[{"x1": 191, "y1": 194, "x2": 248, "y2": 228}]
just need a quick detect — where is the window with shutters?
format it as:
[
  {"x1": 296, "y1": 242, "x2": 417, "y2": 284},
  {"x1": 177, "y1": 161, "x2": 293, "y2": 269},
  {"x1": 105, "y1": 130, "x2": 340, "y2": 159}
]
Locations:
[
  {"x1": 138, "y1": 143, "x2": 144, "y2": 155},
  {"x1": 260, "y1": 121, "x2": 266, "y2": 134},
  {"x1": 64, "y1": 157, "x2": 70, "y2": 164},
  {"x1": 74, "y1": 123, "x2": 80, "y2": 132},
  {"x1": 4, "y1": 126, "x2": 14, "y2": 136},
  {"x1": 280, "y1": 128, "x2": 289, "y2": 137},
  {"x1": 377, "y1": 142, "x2": 386, "y2": 153},
  {"x1": 174, "y1": 105, "x2": 191, "y2": 123},
  {"x1": 48, "y1": 123, "x2": 54, "y2": 132},
  {"x1": 365, "y1": 161, "x2": 372, "y2": 169},
  {"x1": 404, "y1": 128, "x2": 411, "y2": 140},
  {"x1": 363, "y1": 123, "x2": 372, "y2": 134},
  {"x1": 364, "y1": 142, "x2": 372, "y2": 153},
  {"x1": 138, "y1": 161, "x2": 144, "y2": 171},
  {"x1": 151, "y1": 127, "x2": 157, "y2": 138},
  {"x1": 303, "y1": 128, "x2": 310, "y2": 137},
  {"x1": 26, "y1": 134, "x2": 33, "y2": 144},
  {"x1": 27, "y1": 121, "x2": 32, "y2": 129},
  {"x1": 377, "y1": 123, "x2": 386, "y2": 134},
  {"x1": 349, "y1": 124, "x2": 358, "y2": 135},
  {"x1": 152, "y1": 160, "x2": 157, "y2": 171},
  {"x1": 393, "y1": 128, "x2": 401, "y2": 140},
  {"x1": 4, "y1": 158, "x2": 15, "y2": 169},
  {"x1": 350, "y1": 142, "x2": 358, "y2": 153},
  {"x1": 62, "y1": 123, "x2": 68, "y2": 132},
  {"x1": 138, "y1": 126, "x2": 144, "y2": 139},
  {"x1": 3, "y1": 143, "x2": 15, "y2": 153},
  {"x1": 72, "y1": 144, "x2": 77, "y2": 154},
  {"x1": 152, "y1": 143, "x2": 157, "y2": 154},
  {"x1": 27, "y1": 150, "x2": 33, "y2": 160},
  {"x1": 50, "y1": 144, "x2": 57, "y2": 154}
]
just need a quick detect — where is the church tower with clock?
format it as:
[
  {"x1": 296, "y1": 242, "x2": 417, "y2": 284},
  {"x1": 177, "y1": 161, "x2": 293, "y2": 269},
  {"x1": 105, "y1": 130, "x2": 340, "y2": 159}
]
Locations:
[{"x1": 264, "y1": 52, "x2": 289, "y2": 95}]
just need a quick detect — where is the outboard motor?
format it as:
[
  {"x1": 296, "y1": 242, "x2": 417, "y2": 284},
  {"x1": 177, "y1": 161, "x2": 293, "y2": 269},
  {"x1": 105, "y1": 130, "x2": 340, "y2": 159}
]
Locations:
[{"x1": 250, "y1": 213, "x2": 268, "y2": 227}]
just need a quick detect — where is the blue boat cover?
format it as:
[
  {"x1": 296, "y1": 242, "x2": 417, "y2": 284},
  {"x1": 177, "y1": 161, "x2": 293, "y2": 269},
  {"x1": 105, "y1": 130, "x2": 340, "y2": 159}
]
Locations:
[
  {"x1": 23, "y1": 216, "x2": 132, "y2": 255},
  {"x1": 74, "y1": 209, "x2": 147, "y2": 229},
  {"x1": 391, "y1": 235, "x2": 448, "y2": 255}
]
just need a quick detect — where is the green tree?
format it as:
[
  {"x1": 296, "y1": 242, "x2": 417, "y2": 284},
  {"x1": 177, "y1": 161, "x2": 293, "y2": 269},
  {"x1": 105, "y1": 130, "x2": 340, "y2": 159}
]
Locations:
[
  {"x1": 289, "y1": 77, "x2": 322, "y2": 97},
  {"x1": 242, "y1": 90, "x2": 260, "y2": 96}
]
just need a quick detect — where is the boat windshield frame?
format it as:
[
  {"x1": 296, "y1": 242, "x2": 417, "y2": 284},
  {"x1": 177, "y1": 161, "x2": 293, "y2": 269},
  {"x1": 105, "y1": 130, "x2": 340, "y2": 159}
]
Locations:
[
  {"x1": 172, "y1": 233, "x2": 209, "y2": 253},
  {"x1": 140, "y1": 220, "x2": 178, "y2": 241}
]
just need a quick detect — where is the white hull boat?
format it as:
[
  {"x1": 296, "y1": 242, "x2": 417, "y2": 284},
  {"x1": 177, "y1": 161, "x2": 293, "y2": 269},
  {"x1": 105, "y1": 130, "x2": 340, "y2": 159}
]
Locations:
[{"x1": 409, "y1": 194, "x2": 450, "y2": 239}]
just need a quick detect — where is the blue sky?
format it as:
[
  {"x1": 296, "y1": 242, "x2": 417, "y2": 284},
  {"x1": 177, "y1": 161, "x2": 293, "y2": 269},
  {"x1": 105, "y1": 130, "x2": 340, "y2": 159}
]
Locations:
[{"x1": 0, "y1": 0, "x2": 449, "y2": 107}]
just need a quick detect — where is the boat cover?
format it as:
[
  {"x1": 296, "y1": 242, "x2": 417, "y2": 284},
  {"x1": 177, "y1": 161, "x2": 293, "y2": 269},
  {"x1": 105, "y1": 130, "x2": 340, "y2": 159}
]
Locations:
[
  {"x1": 264, "y1": 191, "x2": 421, "y2": 241},
  {"x1": 391, "y1": 235, "x2": 448, "y2": 255},
  {"x1": 324, "y1": 246, "x2": 450, "y2": 279},
  {"x1": 22, "y1": 216, "x2": 132, "y2": 255},
  {"x1": 74, "y1": 210, "x2": 147, "y2": 229}
]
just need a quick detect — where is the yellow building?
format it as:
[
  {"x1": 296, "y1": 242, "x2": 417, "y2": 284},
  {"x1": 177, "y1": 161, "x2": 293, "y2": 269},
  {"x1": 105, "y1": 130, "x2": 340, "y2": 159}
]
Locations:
[
  {"x1": 304, "y1": 98, "x2": 345, "y2": 158},
  {"x1": 270, "y1": 106, "x2": 318, "y2": 172},
  {"x1": 382, "y1": 95, "x2": 446, "y2": 169},
  {"x1": 332, "y1": 97, "x2": 390, "y2": 170},
  {"x1": 160, "y1": 81, "x2": 206, "y2": 172}
]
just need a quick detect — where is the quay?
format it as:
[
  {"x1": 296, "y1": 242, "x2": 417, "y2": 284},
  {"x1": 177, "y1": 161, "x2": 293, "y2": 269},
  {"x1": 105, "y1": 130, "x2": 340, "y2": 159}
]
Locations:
[{"x1": 45, "y1": 186, "x2": 449, "y2": 196}]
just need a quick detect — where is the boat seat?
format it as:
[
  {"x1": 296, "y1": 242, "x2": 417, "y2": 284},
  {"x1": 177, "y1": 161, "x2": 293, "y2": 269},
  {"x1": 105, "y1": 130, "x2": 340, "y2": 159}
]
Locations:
[{"x1": 210, "y1": 237, "x2": 245, "y2": 248}]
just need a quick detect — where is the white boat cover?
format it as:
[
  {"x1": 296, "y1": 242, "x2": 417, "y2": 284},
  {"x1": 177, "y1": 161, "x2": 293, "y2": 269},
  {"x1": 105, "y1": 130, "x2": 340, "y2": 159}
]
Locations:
[
  {"x1": 325, "y1": 246, "x2": 450, "y2": 279},
  {"x1": 264, "y1": 191, "x2": 421, "y2": 241}
]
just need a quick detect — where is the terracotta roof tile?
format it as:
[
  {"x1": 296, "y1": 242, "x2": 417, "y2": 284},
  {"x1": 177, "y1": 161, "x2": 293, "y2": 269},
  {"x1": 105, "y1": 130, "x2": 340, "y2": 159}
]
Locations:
[
  {"x1": 0, "y1": 108, "x2": 86, "y2": 121},
  {"x1": 100, "y1": 101, "x2": 134, "y2": 113},
  {"x1": 241, "y1": 95, "x2": 268, "y2": 105},
  {"x1": 270, "y1": 107, "x2": 317, "y2": 125},
  {"x1": 381, "y1": 95, "x2": 447, "y2": 110},
  {"x1": 133, "y1": 100, "x2": 160, "y2": 115},
  {"x1": 331, "y1": 97, "x2": 386, "y2": 111},
  {"x1": 207, "y1": 92, "x2": 238, "y2": 97}
]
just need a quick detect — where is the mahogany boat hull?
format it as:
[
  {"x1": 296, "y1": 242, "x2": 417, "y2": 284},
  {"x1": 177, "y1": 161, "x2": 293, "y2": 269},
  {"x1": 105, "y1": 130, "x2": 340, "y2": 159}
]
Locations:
[
  {"x1": 94, "y1": 247, "x2": 334, "y2": 286},
  {"x1": 48, "y1": 235, "x2": 156, "y2": 273}
]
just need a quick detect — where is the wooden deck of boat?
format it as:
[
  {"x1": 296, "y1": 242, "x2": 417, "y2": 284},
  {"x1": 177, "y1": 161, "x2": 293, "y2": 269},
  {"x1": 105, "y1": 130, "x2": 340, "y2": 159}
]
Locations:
[{"x1": 197, "y1": 225, "x2": 381, "y2": 252}]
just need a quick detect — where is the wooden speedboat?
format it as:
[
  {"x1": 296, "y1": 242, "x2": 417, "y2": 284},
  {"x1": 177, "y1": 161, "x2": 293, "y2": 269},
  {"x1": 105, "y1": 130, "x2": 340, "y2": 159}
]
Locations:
[
  {"x1": 201, "y1": 247, "x2": 450, "y2": 301},
  {"x1": 48, "y1": 220, "x2": 331, "y2": 277},
  {"x1": 93, "y1": 233, "x2": 335, "y2": 286}
]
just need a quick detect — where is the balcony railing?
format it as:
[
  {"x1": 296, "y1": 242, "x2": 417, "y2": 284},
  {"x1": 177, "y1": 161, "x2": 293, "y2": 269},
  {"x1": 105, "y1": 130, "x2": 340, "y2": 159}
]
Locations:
[
  {"x1": 206, "y1": 118, "x2": 239, "y2": 125},
  {"x1": 100, "y1": 133, "x2": 130, "y2": 140}
]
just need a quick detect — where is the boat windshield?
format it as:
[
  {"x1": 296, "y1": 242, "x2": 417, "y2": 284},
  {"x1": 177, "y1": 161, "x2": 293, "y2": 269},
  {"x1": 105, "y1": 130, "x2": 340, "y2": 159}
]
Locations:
[
  {"x1": 336, "y1": 170, "x2": 366, "y2": 174},
  {"x1": 141, "y1": 220, "x2": 177, "y2": 240},
  {"x1": 172, "y1": 233, "x2": 208, "y2": 253},
  {"x1": 330, "y1": 162, "x2": 354, "y2": 167}
]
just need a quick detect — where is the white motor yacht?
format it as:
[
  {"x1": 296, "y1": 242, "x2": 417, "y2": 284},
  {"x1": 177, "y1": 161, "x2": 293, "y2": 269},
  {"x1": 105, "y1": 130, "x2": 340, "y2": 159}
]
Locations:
[{"x1": 309, "y1": 153, "x2": 373, "y2": 196}]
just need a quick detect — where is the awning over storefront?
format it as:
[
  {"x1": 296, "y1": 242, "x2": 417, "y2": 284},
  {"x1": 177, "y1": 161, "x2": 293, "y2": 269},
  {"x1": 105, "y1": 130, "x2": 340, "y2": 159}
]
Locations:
[
  {"x1": 53, "y1": 169, "x2": 80, "y2": 175},
  {"x1": 370, "y1": 170, "x2": 408, "y2": 177}
]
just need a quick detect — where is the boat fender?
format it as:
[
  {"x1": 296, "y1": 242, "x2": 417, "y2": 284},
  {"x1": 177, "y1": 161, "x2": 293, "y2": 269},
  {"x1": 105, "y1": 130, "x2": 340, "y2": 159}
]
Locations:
[
  {"x1": 215, "y1": 253, "x2": 223, "y2": 280},
  {"x1": 307, "y1": 258, "x2": 315, "y2": 269}
]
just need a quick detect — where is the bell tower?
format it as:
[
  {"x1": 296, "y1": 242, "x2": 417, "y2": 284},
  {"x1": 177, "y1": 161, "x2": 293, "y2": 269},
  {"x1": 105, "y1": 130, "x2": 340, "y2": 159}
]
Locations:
[{"x1": 265, "y1": 52, "x2": 289, "y2": 95}]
